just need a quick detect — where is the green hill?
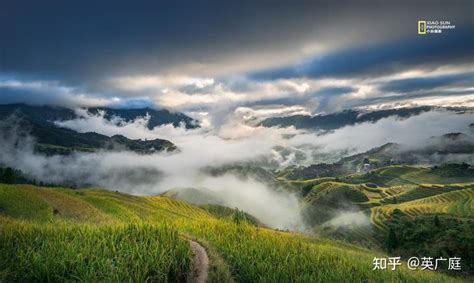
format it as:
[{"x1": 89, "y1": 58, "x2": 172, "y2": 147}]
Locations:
[
  {"x1": 302, "y1": 182, "x2": 370, "y2": 226},
  {"x1": 0, "y1": 104, "x2": 178, "y2": 154},
  {"x1": 286, "y1": 164, "x2": 473, "y2": 278},
  {"x1": 0, "y1": 184, "x2": 459, "y2": 282}
]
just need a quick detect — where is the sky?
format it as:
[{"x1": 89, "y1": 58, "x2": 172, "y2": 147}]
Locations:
[{"x1": 1, "y1": 0, "x2": 473, "y2": 122}]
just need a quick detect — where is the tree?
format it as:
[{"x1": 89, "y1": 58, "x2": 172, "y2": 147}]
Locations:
[
  {"x1": 433, "y1": 215, "x2": 440, "y2": 227},
  {"x1": 232, "y1": 208, "x2": 246, "y2": 225},
  {"x1": 3, "y1": 167, "x2": 15, "y2": 184},
  {"x1": 386, "y1": 227, "x2": 398, "y2": 253}
]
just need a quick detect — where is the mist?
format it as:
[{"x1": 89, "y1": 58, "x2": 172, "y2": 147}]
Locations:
[
  {"x1": 1, "y1": 108, "x2": 472, "y2": 230},
  {"x1": 322, "y1": 211, "x2": 371, "y2": 228},
  {"x1": 0, "y1": 116, "x2": 305, "y2": 230}
]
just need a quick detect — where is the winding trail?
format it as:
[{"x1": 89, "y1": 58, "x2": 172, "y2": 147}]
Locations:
[{"x1": 188, "y1": 240, "x2": 209, "y2": 283}]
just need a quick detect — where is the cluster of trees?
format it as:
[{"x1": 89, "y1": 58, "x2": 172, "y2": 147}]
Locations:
[
  {"x1": 0, "y1": 167, "x2": 20, "y2": 184},
  {"x1": 232, "y1": 208, "x2": 248, "y2": 224},
  {"x1": 0, "y1": 167, "x2": 65, "y2": 188},
  {"x1": 384, "y1": 209, "x2": 473, "y2": 276},
  {"x1": 432, "y1": 163, "x2": 473, "y2": 177}
]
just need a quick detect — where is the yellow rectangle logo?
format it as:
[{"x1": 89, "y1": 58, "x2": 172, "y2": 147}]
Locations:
[{"x1": 418, "y1": 21, "x2": 426, "y2": 34}]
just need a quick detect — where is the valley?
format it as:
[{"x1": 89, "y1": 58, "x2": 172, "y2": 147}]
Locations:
[{"x1": 0, "y1": 104, "x2": 473, "y2": 282}]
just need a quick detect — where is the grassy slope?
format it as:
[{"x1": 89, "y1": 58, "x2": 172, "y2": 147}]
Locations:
[{"x1": 0, "y1": 184, "x2": 461, "y2": 282}]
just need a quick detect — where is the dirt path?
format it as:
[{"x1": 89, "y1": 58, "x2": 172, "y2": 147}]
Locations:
[{"x1": 188, "y1": 240, "x2": 209, "y2": 283}]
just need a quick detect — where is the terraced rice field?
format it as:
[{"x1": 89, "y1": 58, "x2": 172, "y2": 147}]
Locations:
[
  {"x1": 381, "y1": 183, "x2": 473, "y2": 204},
  {"x1": 371, "y1": 189, "x2": 474, "y2": 231}
]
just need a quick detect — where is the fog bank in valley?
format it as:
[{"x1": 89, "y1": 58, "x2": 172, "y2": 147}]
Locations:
[{"x1": 0, "y1": 109, "x2": 472, "y2": 229}]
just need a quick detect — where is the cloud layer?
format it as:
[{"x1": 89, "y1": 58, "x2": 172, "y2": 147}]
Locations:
[{"x1": 1, "y1": 1, "x2": 473, "y2": 122}]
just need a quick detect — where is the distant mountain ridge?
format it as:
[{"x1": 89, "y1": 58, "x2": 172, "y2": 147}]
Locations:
[
  {"x1": 260, "y1": 106, "x2": 469, "y2": 130},
  {"x1": 87, "y1": 107, "x2": 199, "y2": 129},
  {"x1": 0, "y1": 104, "x2": 178, "y2": 154},
  {"x1": 0, "y1": 103, "x2": 199, "y2": 129}
]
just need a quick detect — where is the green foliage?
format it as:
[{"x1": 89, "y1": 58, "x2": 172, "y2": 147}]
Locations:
[
  {"x1": 431, "y1": 163, "x2": 473, "y2": 178},
  {"x1": 386, "y1": 227, "x2": 398, "y2": 252},
  {"x1": 0, "y1": 167, "x2": 76, "y2": 188},
  {"x1": 383, "y1": 214, "x2": 474, "y2": 277},
  {"x1": 231, "y1": 208, "x2": 247, "y2": 225},
  {"x1": 202, "y1": 204, "x2": 260, "y2": 226},
  {"x1": 0, "y1": 167, "x2": 31, "y2": 185},
  {"x1": 1, "y1": 168, "x2": 14, "y2": 184}
]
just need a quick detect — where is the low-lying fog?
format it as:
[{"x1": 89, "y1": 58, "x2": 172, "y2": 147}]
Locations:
[{"x1": 0, "y1": 109, "x2": 473, "y2": 230}]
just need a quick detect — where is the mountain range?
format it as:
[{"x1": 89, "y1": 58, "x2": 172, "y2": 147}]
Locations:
[
  {"x1": 260, "y1": 106, "x2": 470, "y2": 130},
  {"x1": 0, "y1": 104, "x2": 198, "y2": 154}
]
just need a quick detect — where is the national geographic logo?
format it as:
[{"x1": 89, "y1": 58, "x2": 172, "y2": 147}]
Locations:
[
  {"x1": 418, "y1": 21, "x2": 426, "y2": 35},
  {"x1": 418, "y1": 20, "x2": 455, "y2": 35}
]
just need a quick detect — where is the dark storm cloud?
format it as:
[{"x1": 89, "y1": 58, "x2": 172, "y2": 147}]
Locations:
[
  {"x1": 1, "y1": 0, "x2": 472, "y2": 85},
  {"x1": 1, "y1": 0, "x2": 473, "y2": 114},
  {"x1": 0, "y1": 81, "x2": 84, "y2": 107},
  {"x1": 250, "y1": 28, "x2": 474, "y2": 80},
  {"x1": 380, "y1": 71, "x2": 474, "y2": 93}
]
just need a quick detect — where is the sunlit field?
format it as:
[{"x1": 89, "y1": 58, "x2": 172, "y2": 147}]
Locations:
[{"x1": 0, "y1": 184, "x2": 462, "y2": 282}]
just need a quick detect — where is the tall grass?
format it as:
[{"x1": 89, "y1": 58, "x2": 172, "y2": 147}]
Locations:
[
  {"x1": 176, "y1": 219, "x2": 458, "y2": 283},
  {"x1": 0, "y1": 223, "x2": 192, "y2": 282}
]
